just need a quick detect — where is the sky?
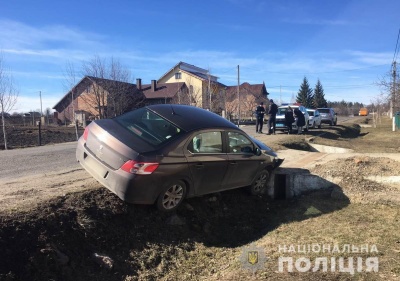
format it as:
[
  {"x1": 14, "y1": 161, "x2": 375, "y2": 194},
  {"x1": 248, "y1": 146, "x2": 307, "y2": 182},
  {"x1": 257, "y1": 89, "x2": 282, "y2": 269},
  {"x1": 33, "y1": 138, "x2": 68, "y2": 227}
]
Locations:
[{"x1": 1, "y1": 0, "x2": 399, "y2": 113}]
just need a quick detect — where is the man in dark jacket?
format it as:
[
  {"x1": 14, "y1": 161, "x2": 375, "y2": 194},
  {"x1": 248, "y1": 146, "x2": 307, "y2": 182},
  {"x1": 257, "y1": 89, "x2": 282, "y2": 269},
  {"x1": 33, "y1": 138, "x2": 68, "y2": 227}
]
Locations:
[
  {"x1": 267, "y1": 99, "x2": 278, "y2": 135},
  {"x1": 294, "y1": 108, "x2": 305, "y2": 134},
  {"x1": 255, "y1": 102, "x2": 265, "y2": 133},
  {"x1": 284, "y1": 106, "x2": 295, "y2": 134}
]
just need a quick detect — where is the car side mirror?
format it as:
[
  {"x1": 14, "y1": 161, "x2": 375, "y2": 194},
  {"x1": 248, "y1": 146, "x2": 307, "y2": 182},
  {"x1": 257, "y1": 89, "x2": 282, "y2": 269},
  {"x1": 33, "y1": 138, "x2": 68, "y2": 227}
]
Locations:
[{"x1": 254, "y1": 147, "x2": 262, "y2": 156}]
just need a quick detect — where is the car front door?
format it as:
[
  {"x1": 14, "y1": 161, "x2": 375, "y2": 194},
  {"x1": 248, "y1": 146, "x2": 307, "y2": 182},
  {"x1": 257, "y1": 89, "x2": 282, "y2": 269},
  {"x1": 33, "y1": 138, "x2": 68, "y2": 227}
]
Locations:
[
  {"x1": 184, "y1": 131, "x2": 230, "y2": 195},
  {"x1": 224, "y1": 131, "x2": 265, "y2": 189}
]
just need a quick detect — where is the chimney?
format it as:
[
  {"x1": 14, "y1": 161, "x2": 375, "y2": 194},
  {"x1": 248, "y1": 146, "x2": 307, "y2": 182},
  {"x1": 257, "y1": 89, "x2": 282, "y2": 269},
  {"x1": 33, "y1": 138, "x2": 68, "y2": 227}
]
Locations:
[
  {"x1": 136, "y1": 78, "x2": 142, "y2": 90},
  {"x1": 151, "y1": 80, "x2": 157, "y2": 92}
]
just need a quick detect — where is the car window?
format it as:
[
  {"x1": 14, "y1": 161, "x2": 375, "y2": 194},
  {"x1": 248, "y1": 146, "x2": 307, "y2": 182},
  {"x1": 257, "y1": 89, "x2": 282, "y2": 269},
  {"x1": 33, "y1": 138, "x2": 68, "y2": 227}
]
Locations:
[
  {"x1": 188, "y1": 131, "x2": 222, "y2": 154},
  {"x1": 228, "y1": 132, "x2": 254, "y2": 154},
  {"x1": 318, "y1": 108, "x2": 330, "y2": 113},
  {"x1": 115, "y1": 107, "x2": 183, "y2": 146},
  {"x1": 308, "y1": 111, "x2": 314, "y2": 116},
  {"x1": 277, "y1": 108, "x2": 288, "y2": 114}
]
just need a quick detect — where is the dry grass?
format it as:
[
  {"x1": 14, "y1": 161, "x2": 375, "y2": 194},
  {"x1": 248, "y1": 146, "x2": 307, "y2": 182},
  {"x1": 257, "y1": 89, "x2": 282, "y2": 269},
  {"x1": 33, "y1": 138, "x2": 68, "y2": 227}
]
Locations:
[{"x1": 310, "y1": 116, "x2": 400, "y2": 153}]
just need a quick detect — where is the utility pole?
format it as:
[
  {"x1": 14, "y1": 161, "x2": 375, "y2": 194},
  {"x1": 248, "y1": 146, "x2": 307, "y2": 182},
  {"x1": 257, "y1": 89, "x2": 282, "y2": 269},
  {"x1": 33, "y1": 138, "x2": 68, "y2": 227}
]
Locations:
[
  {"x1": 237, "y1": 65, "x2": 240, "y2": 127},
  {"x1": 393, "y1": 61, "x2": 397, "y2": 117},
  {"x1": 39, "y1": 91, "x2": 43, "y2": 116}
]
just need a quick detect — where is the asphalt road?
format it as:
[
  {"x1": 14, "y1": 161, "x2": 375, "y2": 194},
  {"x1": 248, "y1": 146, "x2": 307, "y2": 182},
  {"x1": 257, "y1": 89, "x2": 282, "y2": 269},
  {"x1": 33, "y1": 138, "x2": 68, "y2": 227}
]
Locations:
[{"x1": 0, "y1": 141, "x2": 79, "y2": 181}]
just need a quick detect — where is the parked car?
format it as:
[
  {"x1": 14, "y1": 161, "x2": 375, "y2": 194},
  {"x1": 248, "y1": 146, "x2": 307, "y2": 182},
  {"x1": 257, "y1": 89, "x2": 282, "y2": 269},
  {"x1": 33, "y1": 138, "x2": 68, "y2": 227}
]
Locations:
[
  {"x1": 76, "y1": 104, "x2": 283, "y2": 211},
  {"x1": 275, "y1": 104, "x2": 309, "y2": 133},
  {"x1": 307, "y1": 109, "x2": 322, "y2": 129},
  {"x1": 317, "y1": 108, "x2": 337, "y2": 126}
]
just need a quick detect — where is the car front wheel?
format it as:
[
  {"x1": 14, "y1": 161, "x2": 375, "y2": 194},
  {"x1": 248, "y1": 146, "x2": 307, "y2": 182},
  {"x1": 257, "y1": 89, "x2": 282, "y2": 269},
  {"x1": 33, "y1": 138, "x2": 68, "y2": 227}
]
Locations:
[
  {"x1": 249, "y1": 170, "x2": 270, "y2": 195},
  {"x1": 156, "y1": 180, "x2": 186, "y2": 212}
]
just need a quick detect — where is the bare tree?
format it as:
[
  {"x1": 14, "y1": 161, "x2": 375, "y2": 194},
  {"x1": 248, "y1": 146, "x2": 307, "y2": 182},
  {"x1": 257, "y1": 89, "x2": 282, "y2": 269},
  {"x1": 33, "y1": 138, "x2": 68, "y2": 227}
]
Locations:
[
  {"x1": 81, "y1": 55, "x2": 143, "y2": 118},
  {"x1": 183, "y1": 76, "x2": 203, "y2": 106},
  {"x1": 376, "y1": 67, "x2": 400, "y2": 116},
  {"x1": 0, "y1": 54, "x2": 18, "y2": 150},
  {"x1": 242, "y1": 94, "x2": 256, "y2": 119}
]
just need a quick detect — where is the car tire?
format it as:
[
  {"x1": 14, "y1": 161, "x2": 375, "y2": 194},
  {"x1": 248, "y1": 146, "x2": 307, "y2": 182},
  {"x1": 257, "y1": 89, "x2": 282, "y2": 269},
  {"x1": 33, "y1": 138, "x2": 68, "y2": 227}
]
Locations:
[
  {"x1": 304, "y1": 123, "x2": 309, "y2": 132},
  {"x1": 249, "y1": 170, "x2": 270, "y2": 195},
  {"x1": 156, "y1": 180, "x2": 186, "y2": 212},
  {"x1": 311, "y1": 121, "x2": 316, "y2": 129},
  {"x1": 318, "y1": 123, "x2": 322, "y2": 129}
]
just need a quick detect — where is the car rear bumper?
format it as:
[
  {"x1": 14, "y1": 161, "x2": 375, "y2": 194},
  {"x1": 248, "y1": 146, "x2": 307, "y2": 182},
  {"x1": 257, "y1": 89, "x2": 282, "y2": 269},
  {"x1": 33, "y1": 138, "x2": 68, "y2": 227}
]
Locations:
[
  {"x1": 76, "y1": 139, "x2": 160, "y2": 205},
  {"x1": 275, "y1": 119, "x2": 299, "y2": 131}
]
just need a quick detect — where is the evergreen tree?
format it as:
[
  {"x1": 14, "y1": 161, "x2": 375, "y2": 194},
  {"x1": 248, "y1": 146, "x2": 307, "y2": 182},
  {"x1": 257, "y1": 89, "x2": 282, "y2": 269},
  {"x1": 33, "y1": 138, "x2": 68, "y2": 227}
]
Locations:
[
  {"x1": 296, "y1": 77, "x2": 313, "y2": 107},
  {"x1": 313, "y1": 79, "x2": 327, "y2": 108}
]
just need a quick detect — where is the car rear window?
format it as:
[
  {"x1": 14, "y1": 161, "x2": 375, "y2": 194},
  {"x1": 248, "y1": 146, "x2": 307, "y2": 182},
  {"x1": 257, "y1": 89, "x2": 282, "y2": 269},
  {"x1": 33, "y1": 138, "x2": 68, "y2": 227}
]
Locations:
[
  {"x1": 115, "y1": 107, "x2": 183, "y2": 146},
  {"x1": 278, "y1": 107, "x2": 298, "y2": 115},
  {"x1": 318, "y1": 109, "x2": 330, "y2": 113}
]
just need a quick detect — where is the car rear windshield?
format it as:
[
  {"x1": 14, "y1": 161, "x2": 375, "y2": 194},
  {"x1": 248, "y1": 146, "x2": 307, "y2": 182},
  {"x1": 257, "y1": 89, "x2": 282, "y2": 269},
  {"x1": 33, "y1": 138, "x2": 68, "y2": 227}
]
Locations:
[
  {"x1": 278, "y1": 107, "x2": 298, "y2": 115},
  {"x1": 115, "y1": 107, "x2": 183, "y2": 146},
  {"x1": 308, "y1": 111, "x2": 314, "y2": 116},
  {"x1": 318, "y1": 109, "x2": 330, "y2": 113}
]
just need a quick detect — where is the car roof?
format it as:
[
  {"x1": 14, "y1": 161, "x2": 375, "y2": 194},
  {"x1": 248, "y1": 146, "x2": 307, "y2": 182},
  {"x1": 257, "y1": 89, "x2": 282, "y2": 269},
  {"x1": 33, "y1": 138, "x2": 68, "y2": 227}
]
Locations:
[
  {"x1": 147, "y1": 104, "x2": 240, "y2": 132},
  {"x1": 278, "y1": 105, "x2": 301, "y2": 108}
]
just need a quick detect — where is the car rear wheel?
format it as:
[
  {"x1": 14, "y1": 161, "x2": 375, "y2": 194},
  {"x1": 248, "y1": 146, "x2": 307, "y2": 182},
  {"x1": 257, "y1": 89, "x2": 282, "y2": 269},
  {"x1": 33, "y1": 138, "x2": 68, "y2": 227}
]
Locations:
[
  {"x1": 156, "y1": 180, "x2": 186, "y2": 212},
  {"x1": 249, "y1": 170, "x2": 270, "y2": 195}
]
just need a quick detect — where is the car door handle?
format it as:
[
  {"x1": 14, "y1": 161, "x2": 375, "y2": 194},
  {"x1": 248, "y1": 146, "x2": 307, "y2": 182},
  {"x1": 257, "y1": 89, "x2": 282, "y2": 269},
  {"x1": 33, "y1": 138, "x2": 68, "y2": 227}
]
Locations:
[
  {"x1": 230, "y1": 162, "x2": 238, "y2": 165},
  {"x1": 195, "y1": 163, "x2": 204, "y2": 169}
]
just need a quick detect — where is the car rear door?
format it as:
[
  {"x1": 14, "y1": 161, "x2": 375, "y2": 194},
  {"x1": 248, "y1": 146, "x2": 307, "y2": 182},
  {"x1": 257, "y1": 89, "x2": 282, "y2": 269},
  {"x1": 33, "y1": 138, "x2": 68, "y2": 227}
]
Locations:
[{"x1": 184, "y1": 130, "x2": 230, "y2": 195}]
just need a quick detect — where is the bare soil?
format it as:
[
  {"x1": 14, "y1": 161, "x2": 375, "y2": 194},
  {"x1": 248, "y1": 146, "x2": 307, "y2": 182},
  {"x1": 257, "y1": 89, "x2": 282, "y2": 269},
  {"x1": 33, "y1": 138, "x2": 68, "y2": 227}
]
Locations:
[
  {"x1": 0, "y1": 116, "x2": 400, "y2": 280},
  {"x1": 0, "y1": 125, "x2": 84, "y2": 150}
]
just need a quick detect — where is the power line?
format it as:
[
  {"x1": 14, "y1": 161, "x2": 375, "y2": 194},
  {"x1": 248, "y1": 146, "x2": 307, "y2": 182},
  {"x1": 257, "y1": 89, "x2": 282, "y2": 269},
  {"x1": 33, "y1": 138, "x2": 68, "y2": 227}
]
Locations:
[{"x1": 240, "y1": 64, "x2": 387, "y2": 75}]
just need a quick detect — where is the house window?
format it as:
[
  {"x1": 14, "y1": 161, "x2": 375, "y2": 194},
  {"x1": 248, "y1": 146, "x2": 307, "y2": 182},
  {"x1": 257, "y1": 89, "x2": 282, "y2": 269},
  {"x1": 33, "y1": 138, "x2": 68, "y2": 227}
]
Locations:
[{"x1": 175, "y1": 72, "x2": 181, "y2": 79}]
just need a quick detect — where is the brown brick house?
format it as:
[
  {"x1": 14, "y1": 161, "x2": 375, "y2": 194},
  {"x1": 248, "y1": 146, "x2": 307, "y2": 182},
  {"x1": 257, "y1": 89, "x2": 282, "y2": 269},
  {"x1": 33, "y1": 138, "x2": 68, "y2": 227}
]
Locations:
[{"x1": 53, "y1": 76, "x2": 144, "y2": 125}]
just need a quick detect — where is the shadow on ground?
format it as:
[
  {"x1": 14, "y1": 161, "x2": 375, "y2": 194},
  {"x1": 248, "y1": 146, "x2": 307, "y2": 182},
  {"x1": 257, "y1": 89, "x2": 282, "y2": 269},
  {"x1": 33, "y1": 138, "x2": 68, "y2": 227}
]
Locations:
[{"x1": 0, "y1": 173, "x2": 349, "y2": 281}]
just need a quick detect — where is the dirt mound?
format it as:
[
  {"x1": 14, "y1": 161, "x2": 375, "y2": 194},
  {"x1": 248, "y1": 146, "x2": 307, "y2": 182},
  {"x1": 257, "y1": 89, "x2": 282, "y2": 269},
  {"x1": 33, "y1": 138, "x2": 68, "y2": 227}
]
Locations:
[
  {"x1": 1, "y1": 187, "x2": 319, "y2": 281},
  {"x1": 311, "y1": 156, "x2": 400, "y2": 204},
  {"x1": 311, "y1": 156, "x2": 400, "y2": 179}
]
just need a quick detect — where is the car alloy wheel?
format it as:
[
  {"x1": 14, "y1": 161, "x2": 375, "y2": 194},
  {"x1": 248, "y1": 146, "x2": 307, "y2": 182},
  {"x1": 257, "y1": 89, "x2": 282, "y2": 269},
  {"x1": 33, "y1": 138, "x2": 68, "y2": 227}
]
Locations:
[
  {"x1": 249, "y1": 170, "x2": 269, "y2": 195},
  {"x1": 157, "y1": 180, "x2": 186, "y2": 211}
]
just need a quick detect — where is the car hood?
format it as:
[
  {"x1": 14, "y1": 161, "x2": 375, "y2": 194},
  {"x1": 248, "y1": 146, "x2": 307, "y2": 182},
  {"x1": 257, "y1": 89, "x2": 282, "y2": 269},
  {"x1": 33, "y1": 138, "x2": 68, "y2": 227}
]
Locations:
[{"x1": 250, "y1": 137, "x2": 284, "y2": 168}]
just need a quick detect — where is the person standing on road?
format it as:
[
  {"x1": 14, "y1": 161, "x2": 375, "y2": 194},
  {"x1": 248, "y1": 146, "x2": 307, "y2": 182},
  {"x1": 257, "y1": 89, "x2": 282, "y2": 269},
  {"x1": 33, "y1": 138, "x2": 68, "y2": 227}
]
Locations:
[
  {"x1": 267, "y1": 99, "x2": 278, "y2": 135},
  {"x1": 255, "y1": 102, "x2": 265, "y2": 133},
  {"x1": 294, "y1": 108, "x2": 305, "y2": 134},
  {"x1": 284, "y1": 106, "x2": 295, "y2": 134}
]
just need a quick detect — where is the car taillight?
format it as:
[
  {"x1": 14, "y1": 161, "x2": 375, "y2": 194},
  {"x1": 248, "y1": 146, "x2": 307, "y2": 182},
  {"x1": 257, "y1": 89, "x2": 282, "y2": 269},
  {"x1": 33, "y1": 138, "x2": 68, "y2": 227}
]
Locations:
[
  {"x1": 83, "y1": 127, "x2": 89, "y2": 141},
  {"x1": 120, "y1": 160, "x2": 159, "y2": 175}
]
